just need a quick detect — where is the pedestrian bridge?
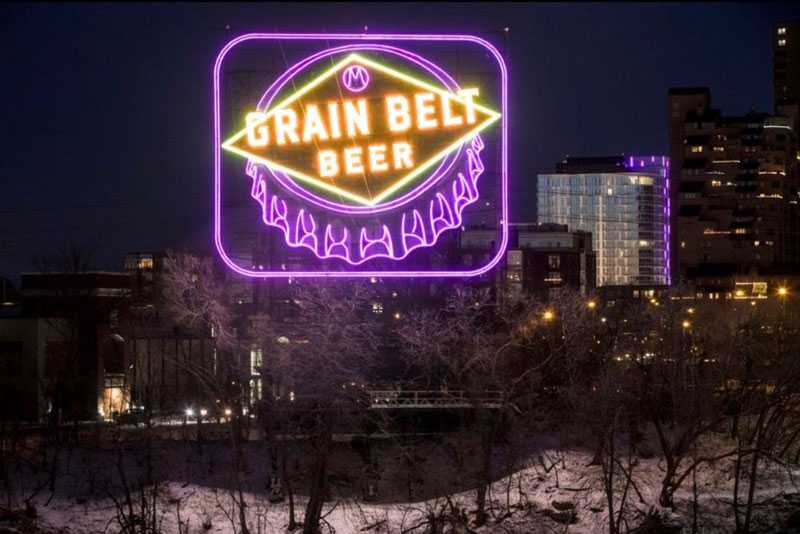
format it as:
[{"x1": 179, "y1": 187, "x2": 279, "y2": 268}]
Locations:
[{"x1": 367, "y1": 390, "x2": 503, "y2": 409}]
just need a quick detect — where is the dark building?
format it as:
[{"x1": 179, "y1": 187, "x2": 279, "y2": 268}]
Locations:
[
  {"x1": 460, "y1": 223, "x2": 596, "y2": 298},
  {"x1": 0, "y1": 272, "x2": 131, "y2": 422},
  {"x1": 668, "y1": 88, "x2": 712, "y2": 276},
  {"x1": 774, "y1": 20, "x2": 800, "y2": 131},
  {"x1": 668, "y1": 87, "x2": 800, "y2": 288},
  {"x1": 507, "y1": 223, "x2": 596, "y2": 297}
]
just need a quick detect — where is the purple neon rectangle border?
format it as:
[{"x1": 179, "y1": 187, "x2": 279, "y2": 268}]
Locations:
[{"x1": 213, "y1": 32, "x2": 509, "y2": 278}]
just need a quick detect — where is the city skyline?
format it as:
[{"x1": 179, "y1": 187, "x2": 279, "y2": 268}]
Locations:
[{"x1": 2, "y1": 3, "x2": 800, "y2": 280}]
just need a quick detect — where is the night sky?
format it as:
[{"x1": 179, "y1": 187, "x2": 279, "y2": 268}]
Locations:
[{"x1": 3, "y1": 2, "x2": 800, "y2": 281}]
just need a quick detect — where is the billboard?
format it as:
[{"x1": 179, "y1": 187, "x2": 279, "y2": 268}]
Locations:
[{"x1": 214, "y1": 33, "x2": 507, "y2": 277}]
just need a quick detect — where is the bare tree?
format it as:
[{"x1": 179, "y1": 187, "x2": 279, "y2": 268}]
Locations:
[
  {"x1": 395, "y1": 286, "x2": 600, "y2": 528},
  {"x1": 161, "y1": 251, "x2": 252, "y2": 534},
  {"x1": 726, "y1": 297, "x2": 800, "y2": 533},
  {"x1": 610, "y1": 290, "x2": 740, "y2": 510},
  {"x1": 251, "y1": 280, "x2": 385, "y2": 534},
  {"x1": 26, "y1": 244, "x2": 127, "y2": 507}
]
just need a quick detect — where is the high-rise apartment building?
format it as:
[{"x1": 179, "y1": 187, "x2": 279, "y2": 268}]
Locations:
[
  {"x1": 668, "y1": 88, "x2": 712, "y2": 275},
  {"x1": 668, "y1": 87, "x2": 800, "y2": 283},
  {"x1": 537, "y1": 155, "x2": 670, "y2": 287},
  {"x1": 775, "y1": 21, "x2": 800, "y2": 137},
  {"x1": 775, "y1": 21, "x2": 800, "y2": 106}
]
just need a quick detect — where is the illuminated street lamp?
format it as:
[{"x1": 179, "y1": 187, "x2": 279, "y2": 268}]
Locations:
[
  {"x1": 543, "y1": 310, "x2": 555, "y2": 321},
  {"x1": 587, "y1": 300, "x2": 597, "y2": 310},
  {"x1": 687, "y1": 307, "x2": 695, "y2": 315},
  {"x1": 778, "y1": 286, "x2": 788, "y2": 297},
  {"x1": 682, "y1": 320, "x2": 691, "y2": 329}
]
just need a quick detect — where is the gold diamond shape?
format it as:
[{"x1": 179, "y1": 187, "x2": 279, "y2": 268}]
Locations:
[{"x1": 222, "y1": 53, "x2": 501, "y2": 206}]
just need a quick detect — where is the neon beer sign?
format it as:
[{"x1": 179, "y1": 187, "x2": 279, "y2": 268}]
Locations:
[{"x1": 214, "y1": 34, "x2": 508, "y2": 277}]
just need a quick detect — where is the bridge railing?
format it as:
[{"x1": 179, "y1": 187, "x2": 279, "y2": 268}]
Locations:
[{"x1": 367, "y1": 390, "x2": 504, "y2": 409}]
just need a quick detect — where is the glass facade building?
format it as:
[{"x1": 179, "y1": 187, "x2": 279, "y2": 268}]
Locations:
[{"x1": 537, "y1": 156, "x2": 670, "y2": 287}]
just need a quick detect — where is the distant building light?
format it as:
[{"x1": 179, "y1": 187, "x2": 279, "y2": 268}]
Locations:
[
  {"x1": 778, "y1": 39, "x2": 786, "y2": 46},
  {"x1": 778, "y1": 27, "x2": 786, "y2": 35}
]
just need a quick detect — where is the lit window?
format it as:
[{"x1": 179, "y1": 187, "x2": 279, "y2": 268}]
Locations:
[
  {"x1": 690, "y1": 146, "x2": 704, "y2": 153},
  {"x1": 101, "y1": 375, "x2": 127, "y2": 420},
  {"x1": 250, "y1": 348, "x2": 263, "y2": 376},
  {"x1": 250, "y1": 378, "x2": 262, "y2": 404},
  {"x1": 713, "y1": 146, "x2": 724, "y2": 152},
  {"x1": 778, "y1": 39, "x2": 786, "y2": 46},
  {"x1": 544, "y1": 272, "x2": 562, "y2": 284},
  {"x1": 711, "y1": 180, "x2": 722, "y2": 187},
  {"x1": 372, "y1": 302, "x2": 383, "y2": 314},
  {"x1": 734, "y1": 228, "x2": 747, "y2": 235},
  {"x1": 607, "y1": 188, "x2": 613, "y2": 195},
  {"x1": 778, "y1": 27, "x2": 786, "y2": 35}
]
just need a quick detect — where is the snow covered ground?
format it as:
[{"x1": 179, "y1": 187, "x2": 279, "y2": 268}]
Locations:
[{"x1": 5, "y1": 432, "x2": 800, "y2": 533}]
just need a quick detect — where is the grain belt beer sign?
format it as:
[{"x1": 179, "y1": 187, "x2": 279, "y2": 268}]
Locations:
[{"x1": 214, "y1": 33, "x2": 508, "y2": 277}]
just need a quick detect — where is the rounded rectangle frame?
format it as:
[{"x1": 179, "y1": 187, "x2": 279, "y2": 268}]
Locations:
[{"x1": 213, "y1": 33, "x2": 508, "y2": 278}]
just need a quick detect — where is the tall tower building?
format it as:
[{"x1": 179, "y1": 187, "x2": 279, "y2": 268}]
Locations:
[
  {"x1": 537, "y1": 155, "x2": 670, "y2": 287},
  {"x1": 774, "y1": 21, "x2": 800, "y2": 107},
  {"x1": 668, "y1": 85, "x2": 800, "y2": 288},
  {"x1": 775, "y1": 21, "x2": 800, "y2": 136},
  {"x1": 667, "y1": 88, "x2": 712, "y2": 279}
]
